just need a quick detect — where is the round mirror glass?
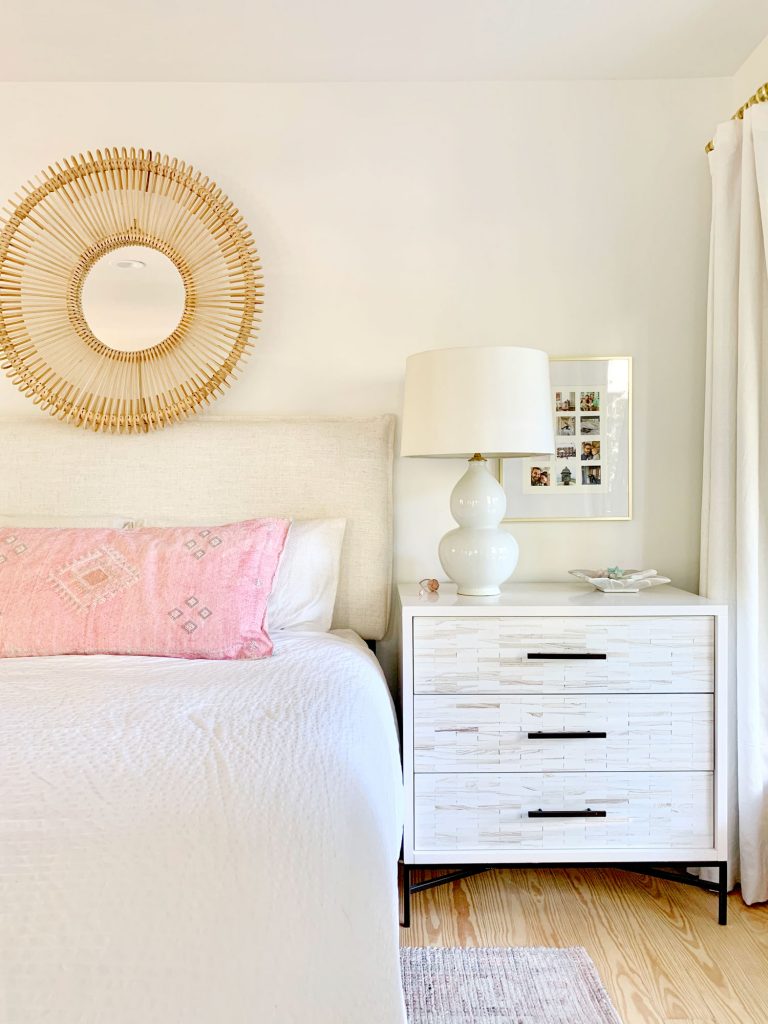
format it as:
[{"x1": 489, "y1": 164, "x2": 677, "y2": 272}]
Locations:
[{"x1": 81, "y1": 246, "x2": 186, "y2": 351}]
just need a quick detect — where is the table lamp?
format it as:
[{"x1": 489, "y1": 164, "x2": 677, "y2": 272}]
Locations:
[{"x1": 401, "y1": 345, "x2": 554, "y2": 596}]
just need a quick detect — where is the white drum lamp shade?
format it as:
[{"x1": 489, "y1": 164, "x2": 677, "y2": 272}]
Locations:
[{"x1": 401, "y1": 346, "x2": 554, "y2": 595}]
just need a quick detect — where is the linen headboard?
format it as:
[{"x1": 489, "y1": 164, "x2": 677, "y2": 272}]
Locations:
[{"x1": 0, "y1": 415, "x2": 395, "y2": 640}]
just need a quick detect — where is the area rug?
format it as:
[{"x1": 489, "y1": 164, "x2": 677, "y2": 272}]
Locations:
[{"x1": 401, "y1": 946, "x2": 623, "y2": 1024}]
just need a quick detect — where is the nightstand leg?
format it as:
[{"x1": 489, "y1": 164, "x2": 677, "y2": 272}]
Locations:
[
  {"x1": 718, "y1": 862, "x2": 728, "y2": 925},
  {"x1": 401, "y1": 864, "x2": 411, "y2": 928}
]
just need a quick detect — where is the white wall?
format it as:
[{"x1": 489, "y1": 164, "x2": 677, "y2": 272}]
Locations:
[
  {"x1": 0, "y1": 80, "x2": 731, "y2": 670},
  {"x1": 732, "y1": 32, "x2": 768, "y2": 103}
]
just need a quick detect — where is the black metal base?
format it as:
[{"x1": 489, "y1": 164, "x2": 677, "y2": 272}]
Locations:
[{"x1": 400, "y1": 861, "x2": 728, "y2": 928}]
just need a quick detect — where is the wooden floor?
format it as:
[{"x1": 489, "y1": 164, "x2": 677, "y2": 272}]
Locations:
[{"x1": 399, "y1": 867, "x2": 768, "y2": 1024}]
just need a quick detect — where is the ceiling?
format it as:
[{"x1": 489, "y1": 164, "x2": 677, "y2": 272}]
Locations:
[{"x1": 1, "y1": 0, "x2": 766, "y2": 82}]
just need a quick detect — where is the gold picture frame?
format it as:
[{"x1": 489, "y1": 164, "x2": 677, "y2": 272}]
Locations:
[
  {"x1": 0, "y1": 148, "x2": 262, "y2": 433},
  {"x1": 499, "y1": 355, "x2": 632, "y2": 522}
]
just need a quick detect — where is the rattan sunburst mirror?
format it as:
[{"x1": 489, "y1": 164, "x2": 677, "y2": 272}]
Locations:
[{"x1": 0, "y1": 148, "x2": 262, "y2": 433}]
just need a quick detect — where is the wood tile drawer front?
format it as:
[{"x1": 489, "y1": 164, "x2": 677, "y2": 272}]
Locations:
[
  {"x1": 413, "y1": 694, "x2": 714, "y2": 772},
  {"x1": 413, "y1": 616, "x2": 714, "y2": 694},
  {"x1": 414, "y1": 771, "x2": 713, "y2": 851}
]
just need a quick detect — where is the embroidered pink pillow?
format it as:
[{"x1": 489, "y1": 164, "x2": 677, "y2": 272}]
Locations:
[{"x1": 0, "y1": 518, "x2": 290, "y2": 660}]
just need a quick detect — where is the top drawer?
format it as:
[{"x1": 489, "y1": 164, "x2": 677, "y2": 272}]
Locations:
[{"x1": 413, "y1": 616, "x2": 714, "y2": 694}]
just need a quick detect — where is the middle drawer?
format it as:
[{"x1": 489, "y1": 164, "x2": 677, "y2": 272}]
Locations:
[{"x1": 414, "y1": 693, "x2": 713, "y2": 772}]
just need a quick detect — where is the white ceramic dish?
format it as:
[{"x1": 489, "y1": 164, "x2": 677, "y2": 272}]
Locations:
[{"x1": 569, "y1": 569, "x2": 671, "y2": 593}]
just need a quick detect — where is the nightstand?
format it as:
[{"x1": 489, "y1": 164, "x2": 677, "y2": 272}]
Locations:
[{"x1": 398, "y1": 582, "x2": 728, "y2": 925}]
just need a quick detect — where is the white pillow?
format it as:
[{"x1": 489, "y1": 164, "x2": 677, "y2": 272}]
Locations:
[
  {"x1": 268, "y1": 518, "x2": 347, "y2": 632},
  {"x1": 0, "y1": 513, "x2": 139, "y2": 528}
]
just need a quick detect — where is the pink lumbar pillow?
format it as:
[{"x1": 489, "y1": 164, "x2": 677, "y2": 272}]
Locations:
[{"x1": 0, "y1": 518, "x2": 290, "y2": 660}]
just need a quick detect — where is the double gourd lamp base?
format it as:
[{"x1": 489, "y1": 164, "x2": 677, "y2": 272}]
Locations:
[{"x1": 401, "y1": 346, "x2": 555, "y2": 597}]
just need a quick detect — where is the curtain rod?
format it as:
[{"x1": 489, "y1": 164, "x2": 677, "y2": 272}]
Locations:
[{"x1": 705, "y1": 81, "x2": 768, "y2": 153}]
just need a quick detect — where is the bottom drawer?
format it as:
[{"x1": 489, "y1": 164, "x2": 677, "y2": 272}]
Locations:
[{"x1": 415, "y1": 772, "x2": 713, "y2": 851}]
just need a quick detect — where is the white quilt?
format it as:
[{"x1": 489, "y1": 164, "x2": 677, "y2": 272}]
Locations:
[{"x1": 0, "y1": 631, "x2": 405, "y2": 1024}]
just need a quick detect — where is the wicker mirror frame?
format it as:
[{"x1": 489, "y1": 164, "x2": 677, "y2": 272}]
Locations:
[{"x1": 0, "y1": 148, "x2": 262, "y2": 433}]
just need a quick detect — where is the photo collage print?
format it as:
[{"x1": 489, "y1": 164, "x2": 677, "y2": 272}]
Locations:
[{"x1": 525, "y1": 387, "x2": 604, "y2": 490}]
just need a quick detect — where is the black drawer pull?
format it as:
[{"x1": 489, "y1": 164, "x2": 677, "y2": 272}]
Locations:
[
  {"x1": 527, "y1": 731, "x2": 607, "y2": 740},
  {"x1": 528, "y1": 808, "x2": 607, "y2": 818},
  {"x1": 527, "y1": 652, "x2": 607, "y2": 660}
]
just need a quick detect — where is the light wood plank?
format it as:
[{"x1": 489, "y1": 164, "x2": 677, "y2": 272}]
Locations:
[{"x1": 400, "y1": 867, "x2": 768, "y2": 1024}]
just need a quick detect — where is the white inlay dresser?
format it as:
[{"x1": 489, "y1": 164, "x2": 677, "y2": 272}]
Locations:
[{"x1": 398, "y1": 583, "x2": 728, "y2": 925}]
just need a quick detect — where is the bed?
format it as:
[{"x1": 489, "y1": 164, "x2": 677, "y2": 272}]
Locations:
[{"x1": 0, "y1": 415, "x2": 405, "y2": 1024}]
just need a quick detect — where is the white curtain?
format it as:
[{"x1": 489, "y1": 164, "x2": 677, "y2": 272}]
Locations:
[{"x1": 701, "y1": 105, "x2": 768, "y2": 906}]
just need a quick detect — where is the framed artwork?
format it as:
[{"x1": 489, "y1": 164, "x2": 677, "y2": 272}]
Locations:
[{"x1": 499, "y1": 356, "x2": 632, "y2": 521}]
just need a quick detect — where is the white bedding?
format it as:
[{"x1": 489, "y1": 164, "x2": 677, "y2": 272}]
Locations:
[{"x1": 0, "y1": 631, "x2": 405, "y2": 1024}]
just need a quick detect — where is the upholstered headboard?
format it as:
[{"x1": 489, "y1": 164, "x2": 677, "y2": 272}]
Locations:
[{"x1": 0, "y1": 415, "x2": 395, "y2": 640}]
